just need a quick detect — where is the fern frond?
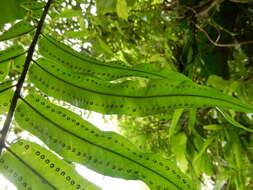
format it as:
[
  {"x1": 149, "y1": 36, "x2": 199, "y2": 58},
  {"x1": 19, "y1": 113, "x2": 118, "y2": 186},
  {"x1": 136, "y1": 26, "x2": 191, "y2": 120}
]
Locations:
[
  {"x1": 28, "y1": 58, "x2": 253, "y2": 116},
  {"x1": 0, "y1": 140, "x2": 101, "y2": 190},
  {"x1": 0, "y1": 45, "x2": 26, "y2": 81},
  {"x1": 39, "y1": 35, "x2": 183, "y2": 80},
  {"x1": 15, "y1": 94, "x2": 197, "y2": 190}
]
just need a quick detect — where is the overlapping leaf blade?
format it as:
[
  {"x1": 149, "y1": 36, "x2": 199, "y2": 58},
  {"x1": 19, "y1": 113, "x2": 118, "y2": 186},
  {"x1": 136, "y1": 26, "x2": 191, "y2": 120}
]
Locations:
[
  {"x1": 0, "y1": 140, "x2": 101, "y2": 190},
  {"x1": 21, "y1": 1, "x2": 45, "y2": 10},
  {"x1": 0, "y1": 148, "x2": 53, "y2": 190},
  {"x1": 29, "y1": 58, "x2": 253, "y2": 116},
  {"x1": 0, "y1": 80, "x2": 14, "y2": 114},
  {"x1": 0, "y1": 45, "x2": 25, "y2": 63},
  {"x1": 39, "y1": 35, "x2": 184, "y2": 80},
  {"x1": 0, "y1": 45, "x2": 25, "y2": 81},
  {"x1": 0, "y1": 61, "x2": 10, "y2": 81},
  {"x1": 0, "y1": 21, "x2": 34, "y2": 41},
  {"x1": 31, "y1": 9, "x2": 44, "y2": 19},
  {"x1": 15, "y1": 94, "x2": 197, "y2": 190}
]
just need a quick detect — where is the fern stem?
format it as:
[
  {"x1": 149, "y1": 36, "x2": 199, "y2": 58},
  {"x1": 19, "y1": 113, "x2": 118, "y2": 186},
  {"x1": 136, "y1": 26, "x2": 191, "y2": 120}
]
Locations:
[{"x1": 0, "y1": 0, "x2": 53, "y2": 155}]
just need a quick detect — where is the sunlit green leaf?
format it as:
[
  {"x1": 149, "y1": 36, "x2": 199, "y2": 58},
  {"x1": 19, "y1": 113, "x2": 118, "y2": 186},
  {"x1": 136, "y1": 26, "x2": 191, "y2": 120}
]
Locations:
[
  {"x1": 29, "y1": 58, "x2": 253, "y2": 116},
  {"x1": 0, "y1": 45, "x2": 25, "y2": 63},
  {"x1": 64, "y1": 30, "x2": 88, "y2": 38},
  {"x1": 0, "y1": 21, "x2": 34, "y2": 41},
  {"x1": 116, "y1": 0, "x2": 128, "y2": 20},
  {"x1": 0, "y1": 140, "x2": 101, "y2": 190},
  {"x1": 0, "y1": 80, "x2": 14, "y2": 114},
  {"x1": 192, "y1": 136, "x2": 214, "y2": 176},
  {"x1": 93, "y1": 37, "x2": 114, "y2": 56},
  {"x1": 169, "y1": 109, "x2": 184, "y2": 139},
  {"x1": 15, "y1": 94, "x2": 197, "y2": 190},
  {"x1": 0, "y1": 0, "x2": 26, "y2": 28},
  {"x1": 39, "y1": 35, "x2": 176, "y2": 80},
  {"x1": 188, "y1": 108, "x2": 196, "y2": 134},
  {"x1": 217, "y1": 108, "x2": 253, "y2": 132},
  {"x1": 56, "y1": 9, "x2": 82, "y2": 19},
  {"x1": 171, "y1": 132, "x2": 188, "y2": 172},
  {"x1": 21, "y1": 1, "x2": 45, "y2": 10},
  {"x1": 96, "y1": 0, "x2": 117, "y2": 14},
  {"x1": 203, "y1": 124, "x2": 223, "y2": 131}
]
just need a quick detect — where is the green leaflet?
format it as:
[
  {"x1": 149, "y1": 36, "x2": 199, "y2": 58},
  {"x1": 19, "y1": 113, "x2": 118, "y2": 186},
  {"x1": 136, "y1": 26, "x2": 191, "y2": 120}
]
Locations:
[
  {"x1": 21, "y1": 1, "x2": 45, "y2": 10},
  {"x1": 29, "y1": 59, "x2": 253, "y2": 116},
  {"x1": 0, "y1": 80, "x2": 13, "y2": 92},
  {"x1": 0, "y1": 45, "x2": 25, "y2": 80},
  {"x1": 217, "y1": 108, "x2": 253, "y2": 132},
  {"x1": 193, "y1": 134, "x2": 217, "y2": 163},
  {"x1": 0, "y1": 148, "x2": 53, "y2": 190},
  {"x1": 0, "y1": 21, "x2": 35, "y2": 41},
  {"x1": 96, "y1": 0, "x2": 117, "y2": 15},
  {"x1": 0, "y1": 45, "x2": 25, "y2": 63},
  {"x1": 203, "y1": 124, "x2": 223, "y2": 131},
  {"x1": 0, "y1": 140, "x2": 101, "y2": 190},
  {"x1": 0, "y1": 0, "x2": 26, "y2": 28},
  {"x1": 31, "y1": 9, "x2": 44, "y2": 19},
  {"x1": 223, "y1": 128, "x2": 246, "y2": 190},
  {"x1": 0, "y1": 60, "x2": 10, "y2": 81},
  {"x1": 13, "y1": 55, "x2": 26, "y2": 72},
  {"x1": 39, "y1": 35, "x2": 183, "y2": 80},
  {"x1": 170, "y1": 132, "x2": 188, "y2": 172},
  {"x1": 93, "y1": 37, "x2": 114, "y2": 57},
  {"x1": 188, "y1": 108, "x2": 196, "y2": 134},
  {"x1": 168, "y1": 109, "x2": 184, "y2": 139},
  {"x1": 116, "y1": 0, "x2": 128, "y2": 20},
  {"x1": 0, "y1": 81, "x2": 14, "y2": 114},
  {"x1": 21, "y1": 1, "x2": 44, "y2": 19},
  {"x1": 56, "y1": 9, "x2": 83, "y2": 19},
  {"x1": 15, "y1": 94, "x2": 196, "y2": 190},
  {"x1": 191, "y1": 135, "x2": 214, "y2": 176}
]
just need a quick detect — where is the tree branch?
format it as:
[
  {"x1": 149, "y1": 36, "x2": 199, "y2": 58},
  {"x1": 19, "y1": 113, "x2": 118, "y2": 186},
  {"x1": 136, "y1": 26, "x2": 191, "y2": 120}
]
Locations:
[{"x1": 0, "y1": 0, "x2": 53, "y2": 155}]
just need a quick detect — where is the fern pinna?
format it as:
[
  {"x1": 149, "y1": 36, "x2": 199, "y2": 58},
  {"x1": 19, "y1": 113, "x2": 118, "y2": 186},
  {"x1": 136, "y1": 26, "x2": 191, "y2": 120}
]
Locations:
[{"x1": 0, "y1": 1, "x2": 253, "y2": 190}]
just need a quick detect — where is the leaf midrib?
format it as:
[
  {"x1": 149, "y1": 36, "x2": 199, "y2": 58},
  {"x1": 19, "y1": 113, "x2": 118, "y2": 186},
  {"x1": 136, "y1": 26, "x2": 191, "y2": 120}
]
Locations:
[
  {"x1": 0, "y1": 51, "x2": 27, "y2": 64},
  {"x1": 0, "y1": 86, "x2": 15, "y2": 94}
]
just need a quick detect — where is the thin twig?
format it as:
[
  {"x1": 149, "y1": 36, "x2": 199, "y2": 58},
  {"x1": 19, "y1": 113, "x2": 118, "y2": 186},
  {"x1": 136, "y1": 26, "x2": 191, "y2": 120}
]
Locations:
[
  {"x1": 195, "y1": 24, "x2": 253, "y2": 47},
  {"x1": 0, "y1": 0, "x2": 53, "y2": 155}
]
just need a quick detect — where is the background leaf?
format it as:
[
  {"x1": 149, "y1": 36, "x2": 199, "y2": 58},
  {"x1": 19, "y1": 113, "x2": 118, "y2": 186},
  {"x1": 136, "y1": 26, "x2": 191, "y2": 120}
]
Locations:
[
  {"x1": 116, "y1": 0, "x2": 128, "y2": 20},
  {"x1": 0, "y1": 0, "x2": 26, "y2": 28}
]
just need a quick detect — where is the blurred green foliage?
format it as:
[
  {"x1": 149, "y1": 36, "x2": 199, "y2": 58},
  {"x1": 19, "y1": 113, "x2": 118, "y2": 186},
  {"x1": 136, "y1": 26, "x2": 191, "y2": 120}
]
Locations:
[{"x1": 0, "y1": 0, "x2": 27, "y2": 28}]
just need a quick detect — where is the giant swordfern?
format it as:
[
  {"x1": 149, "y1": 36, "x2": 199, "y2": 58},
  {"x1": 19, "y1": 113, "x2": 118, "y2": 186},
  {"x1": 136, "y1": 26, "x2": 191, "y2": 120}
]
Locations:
[{"x1": 0, "y1": 1, "x2": 253, "y2": 190}]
